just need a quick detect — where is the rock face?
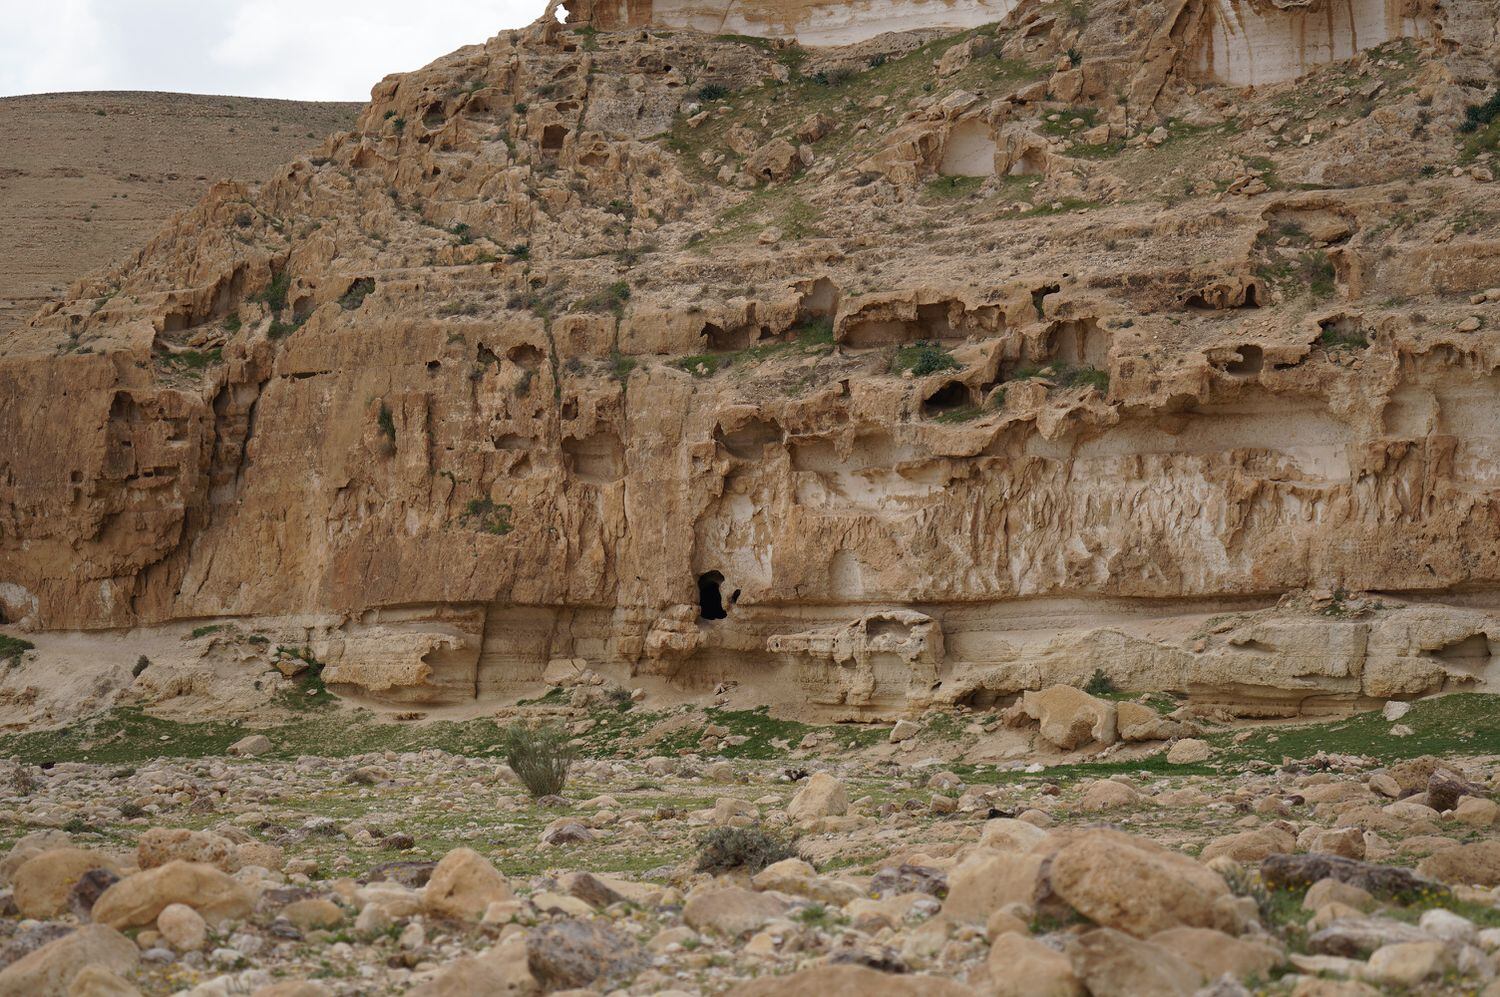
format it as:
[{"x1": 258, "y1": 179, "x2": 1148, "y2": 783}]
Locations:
[
  {"x1": 555, "y1": 0, "x2": 1023, "y2": 46},
  {"x1": 0, "y1": 0, "x2": 1495, "y2": 728}
]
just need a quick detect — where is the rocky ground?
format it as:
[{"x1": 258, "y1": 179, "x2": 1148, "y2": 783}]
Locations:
[{"x1": 3, "y1": 690, "x2": 1500, "y2": 995}]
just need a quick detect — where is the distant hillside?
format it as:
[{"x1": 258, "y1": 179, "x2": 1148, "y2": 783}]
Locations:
[{"x1": 0, "y1": 91, "x2": 362, "y2": 335}]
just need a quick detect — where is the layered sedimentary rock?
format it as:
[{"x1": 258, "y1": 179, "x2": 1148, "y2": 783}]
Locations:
[
  {"x1": 555, "y1": 0, "x2": 1022, "y2": 45},
  {"x1": 1, "y1": 0, "x2": 1498, "y2": 723}
]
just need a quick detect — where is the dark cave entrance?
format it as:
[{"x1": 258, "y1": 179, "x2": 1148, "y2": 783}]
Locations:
[{"x1": 698, "y1": 571, "x2": 727, "y2": 620}]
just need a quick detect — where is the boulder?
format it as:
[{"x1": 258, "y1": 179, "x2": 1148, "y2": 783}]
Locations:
[
  {"x1": 423, "y1": 848, "x2": 512, "y2": 920},
  {"x1": 407, "y1": 935, "x2": 534, "y2": 996},
  {"x1": 525, "y1": 918, "x2": 647, "y2": 990},
  {"x1": 1201, "y1": 826, "x2": 1296, "y2": 863},
  {"x1": 156, "y1": 903, "x2": 207, "y2": 951},
  {"x1": 683, "y1": 886, "x2": 790, "y2": 937},
  {"x1": 729, "y1": 964, "x2": 976, "y2": 995},
  {"x1": 1077, "y1": 780, "x2": 1141, "y2": 811},
  {"x1": 985, "y1": 933, "x2": 1083, "y2": 996},
  {"x1": 228, "y1": 734, "x2": 272, "y2": 756},
  {"x1": 91, "y1": 861, "x2": 254, "y2": 929},
  {"x1": 1066, "y1": 928, "x2": 1204, "y2": 997},
  {"x1": 137, "y1": 828, "x2": 234, "y2": 872},
  {"x1": 1116, "y1": 702, "x2": 1180, "y2": 741},
  {"x1": 1260, "y1": 853, "x2": 1444, "y2": 900},
  {"x1": 0, "y1": 830, "x2": 73, "y2": 885},
  {"x1": 0, "y1": 925, "x2": 139, "y2": 997},
  {"x1": 1149, "y1": 926, "x2": 1283, "y2": 980},
  {"x1": 1418, "y1": 840, "x2": 1500, "y2": 886},
  {"x1": 979, "y1": 819, "x2": 1049, "y2": 853},
  {"x1": 1021, "y1": 686, "x2": 1116, "y2": 750},
  {"x1": 1166, "y1": 739, "x2": 1212, "y2": 764},
  {"x1": 65, "y1": 965, "x2": 142, "y2": 997},
  {"x1": 12, "y1": 848, "x2": 121, "y2": 919},
  {"x1": 282, "y1": 898, "x2": 344, "y2": 930},
  {"x1": 943, "y1": 850, "x2": 1045, "y2": 923},
  {"x1": 1303, "y1": 878, "x2": 1374, "y2": 912},
  {"x1": 787, "y1": 773, "x2": 848, "y2": 822},
  {"x1": 1365, "y1": 940, "x2": 1451, "y2": 987},
  {"x1": 1044, "y1": 829, "x2": 1231, "y2": 937}
]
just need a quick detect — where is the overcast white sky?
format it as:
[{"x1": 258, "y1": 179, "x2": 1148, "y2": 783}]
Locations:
[{"x1": 0, "y1": 0, "x2": 552, "y2": 102}]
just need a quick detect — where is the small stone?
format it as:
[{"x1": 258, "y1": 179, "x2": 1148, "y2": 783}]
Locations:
[{"x1": 156, "y1": 903, "x2": 207, "y2": 951}]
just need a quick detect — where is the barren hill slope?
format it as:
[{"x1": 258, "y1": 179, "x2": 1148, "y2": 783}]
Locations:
[{"x1": 0, "y1": 91, "x2": 361, "y2": 335}]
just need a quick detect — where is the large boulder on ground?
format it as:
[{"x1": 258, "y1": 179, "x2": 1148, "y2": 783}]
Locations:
[
  {"x1": 227, "y1": 734, "x2": 272, "y2": 756},
  {"x1": 65, "y1": 965, "x2": 142, "y2": 997},
  {"x1": 787, "y1": 773, "x2": 848, "y2": 823},
  {"x1": 1260, "y1": 853, "x2": 1445, "y2": 900},
  {"x1": 1200, "y1": 826, "x2": 1296, "y2": 863},
  {"x1": 1077, "y1": 780, "x2": 1141, "y2": 811},
  {"x1": 729, "y1": 964, "x2": 977, "y2": 995},
  {"x1": 408, "y1": 934, "x2": 535, "y2": 996},
  {"x1": 986, "y1": 933, "x2": 1084, "y2": 996},
  {"x1": 683, "y1": 886, "x2": 791, "y2": 937},
  {"x1": 944, "y1": 850, "x2": 1045, "y2": 923},
  {"x1": 1043, "y1": 829, "x2": 1231, "y2": 937},
  {"x1": 423, "y1": 848, "x2": 512, "y2": 920},
  {"x1": 0, "y1": 830, "x2": 73, "y2": 885},
  {"x1": 11, "y1": 849, "x2": 121, "y2": 919},
  {"x1": 1022, "y1": 686, "x2": 1117, "y2": 750},
  {"x1": 1066, "y1": 928, "x2": 1204, "y2": 997},
  {"x1": 1417, "y1": 840, "x2": 1500, "y2": 886},
  {"x1": 525, "y1": 918, "x2": 647, "y2": 990},
  {"x1": 1149, "y1": 926, "x2": 1284, "y2": 980},
  {"x1": 0, "y1": 925, "x2": 139, "y2": 997},
  {"x1": 137, "y1": 828, "x2": 233, "y2": 871},
  {"x1": 1165, "y1": 738, "x2": 1212, "y2": 764},
  {"x1": 91, "y1": 861, "x2": 254, "y2": 929}
]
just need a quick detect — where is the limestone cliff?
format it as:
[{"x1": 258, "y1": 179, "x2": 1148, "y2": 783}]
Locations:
[{"x1": 1, "y1": 0, "x2": 1499, "y2": 725}]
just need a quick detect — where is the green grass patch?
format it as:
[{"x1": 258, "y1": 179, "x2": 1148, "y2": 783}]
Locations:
[
  {"x1": 0, "y1": 635, "x2": 35, "y2": 667},
  {"x1": 890, "y1": 341, "x2": 961, "y2": 377}
]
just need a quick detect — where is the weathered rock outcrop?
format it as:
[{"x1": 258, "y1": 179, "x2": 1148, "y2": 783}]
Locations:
[{"x1": 0, "y1": 0, "x2": 1497, "y2": 723}]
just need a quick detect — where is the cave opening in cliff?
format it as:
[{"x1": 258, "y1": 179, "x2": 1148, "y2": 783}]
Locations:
[
  {"x1": 922, "y1": 380, "x2": 971, "y2": 416},
  {"x1": 698, "y1": 571, "x2": 727, "y2": 620}
]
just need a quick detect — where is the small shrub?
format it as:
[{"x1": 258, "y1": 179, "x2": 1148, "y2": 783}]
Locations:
[
  {"x1": 609, "y1": 350, "x2": 637, "y2": 381},
  {"x1": 119, "y1": 802, "x2": 146, "y2": 818},
  {"x1": 1459, "y1": 91, "x2": 1500, "y2": 134},
  {"x1": 695, "y1": 826, "x2": 798, "y2": 875},
  {"x1": 510, "y1": 243, "x2": 531, "y2": 261},
  {"x1": 890, "y1": 342, "x2": 961, "y2": 377},
  {"x1": 223, "y1": 314, "x2": 242, "y2": 334},
  {"x1": 1067, "y1": 47, "x2": 1083, "y2": 67},
  {"x1": 697, "y1": 83, "x2": 730, "y2": 102},
  {"x1": 1063, "y1": 0, "x2": 1090, "y2": 27},
  {"x1": 378, "y1": 404, "x2": 396, "y2": 440},
  {"x1": 0, "y1": 635, "x2": 35, "y2": 668},
  {"x1": 463, "y1": 498, "x2": 513, "y2": 535},
  {"x1": 500, "y1": 723, "x2": 575, "y2": 798},
  {"x1": 258, "y1": 272, "x2": 291, "y2": 312},
  {"x1": 450, "y1": 223, "x2": 473, "y2": 245},
  {"x1": 132, "y1": 655, "x2": 151, "y2": 678},
  {"x1": 392, "y1": 117, "x2": 406, "y2": 134},
  {"x1": 809, "y1": 67, "x2": 857, "y2": 88},
  {"x1": 1084, "y1": 668, "x2": 1116, "y2": 696},
  {"x1": 189, "y1": 624, "x2": 224, "y2": 640}
]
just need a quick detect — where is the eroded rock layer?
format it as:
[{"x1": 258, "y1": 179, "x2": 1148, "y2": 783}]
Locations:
[{"x1": 2, "y1": 0, "x2": 1499, "y2": 722}]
